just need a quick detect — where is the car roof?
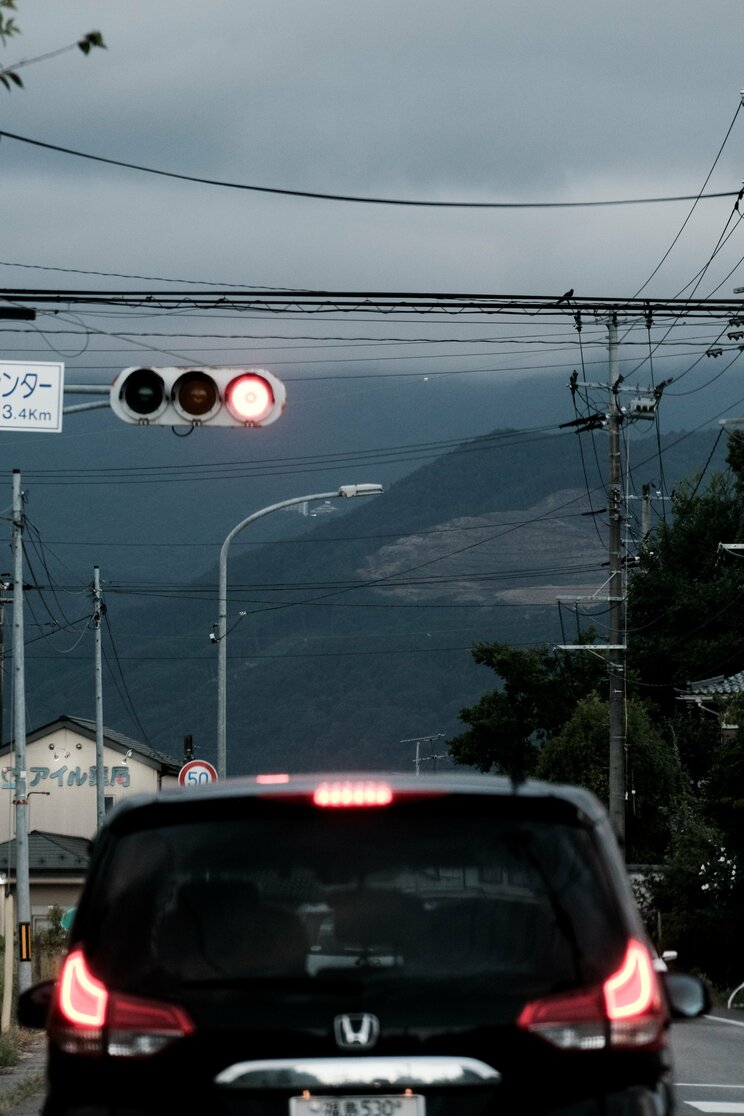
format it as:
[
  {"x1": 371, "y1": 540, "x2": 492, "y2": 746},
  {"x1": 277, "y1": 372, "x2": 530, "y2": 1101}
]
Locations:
[{"x1": 104, "y1": 770, "x2": 612, "y2": 831}]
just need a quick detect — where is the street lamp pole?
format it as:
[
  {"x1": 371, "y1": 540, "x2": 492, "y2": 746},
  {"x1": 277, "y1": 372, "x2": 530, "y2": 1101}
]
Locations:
[{"x1": 216, "y1": 484, "x2": 383, "y2": 778}]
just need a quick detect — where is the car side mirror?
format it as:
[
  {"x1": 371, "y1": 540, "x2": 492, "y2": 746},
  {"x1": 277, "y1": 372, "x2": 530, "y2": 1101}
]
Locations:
[
  {"x1": 17, "y1": 980, "x2": 55, "y2": 1030},
  {"x1": 662, "y1": 971, "x2": 711, "y2": 1019}
]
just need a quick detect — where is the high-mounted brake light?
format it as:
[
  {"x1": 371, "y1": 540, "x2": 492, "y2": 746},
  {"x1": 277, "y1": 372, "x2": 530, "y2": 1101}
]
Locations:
[
  {"x1": 313, "y1": 780, "x2": 394, "y2": 807},
  {"x1": 517, "y1": 939, "x2": 666, "y2": 1051},
  {"x1": 51, "y1": 949, "x2": 195, "y2": 1058}
]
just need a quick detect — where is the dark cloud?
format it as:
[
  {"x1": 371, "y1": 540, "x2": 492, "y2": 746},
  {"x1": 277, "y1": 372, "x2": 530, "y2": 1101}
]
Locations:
[{"x1": 1, "y1": 1, "x2": 743, "y2": 293}]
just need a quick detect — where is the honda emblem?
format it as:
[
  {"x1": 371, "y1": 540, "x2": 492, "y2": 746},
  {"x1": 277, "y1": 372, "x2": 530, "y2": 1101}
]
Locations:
[{"x1": 334, "y1": 1013, "x2": 380, "y2": 1050}]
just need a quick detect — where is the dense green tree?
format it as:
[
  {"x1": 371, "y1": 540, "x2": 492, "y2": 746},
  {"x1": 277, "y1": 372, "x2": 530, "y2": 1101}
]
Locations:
[
  {"x1": 448, "y1": 641, "x2": 605, "y2": 781},
  {"x1": 622, "y1": 433, "x2": 744, "y2": 983},
  {"x1": 627, "y1": 466, "x2": 744, "y2": 716},
  {"x1": 647, "y1": 800, "x2": 742, "y2": 986},
  {"x1": 704, "y1": 722, "x2": 744, "y2": 862},
  {"x1": 664, "y1": 710, "x2": 721, "y2": 795},
  {"x1": 535, "y1": 693, "x2": 683, "y2": 863}
]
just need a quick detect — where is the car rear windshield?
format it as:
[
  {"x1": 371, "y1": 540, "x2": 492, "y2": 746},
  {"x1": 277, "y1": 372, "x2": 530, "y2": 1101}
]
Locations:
[{"x1": 83, "y1": 795, "x2": 627, "y2": 997}]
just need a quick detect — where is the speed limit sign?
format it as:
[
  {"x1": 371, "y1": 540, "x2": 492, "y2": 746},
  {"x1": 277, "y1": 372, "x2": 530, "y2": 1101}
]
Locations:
[{"x1": 178, "y1": 759, "x2": 219, "y2": 787}]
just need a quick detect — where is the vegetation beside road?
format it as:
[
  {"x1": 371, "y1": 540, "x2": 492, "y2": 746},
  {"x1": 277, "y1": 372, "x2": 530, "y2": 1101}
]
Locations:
[
  {"x1": 451, "y1": 432, "x2": 744, "y2": 992},
  {"x1": 0, "y1": 906, "x2": 67, "y2": 1076}
]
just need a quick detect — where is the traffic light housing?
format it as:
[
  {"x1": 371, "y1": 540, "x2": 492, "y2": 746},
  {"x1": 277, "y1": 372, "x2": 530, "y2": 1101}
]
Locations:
[{"x1": 110, "y1": 367, "x2": 287, "y2": 427}]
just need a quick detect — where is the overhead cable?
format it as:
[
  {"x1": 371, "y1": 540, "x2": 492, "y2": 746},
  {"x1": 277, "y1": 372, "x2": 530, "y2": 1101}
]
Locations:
[
  {"x1": 632, "y1": 99, "x2": 744, "y2": 296},
  {"x1": 0, "y1": 128, "x2": 739, "y2": 209}
]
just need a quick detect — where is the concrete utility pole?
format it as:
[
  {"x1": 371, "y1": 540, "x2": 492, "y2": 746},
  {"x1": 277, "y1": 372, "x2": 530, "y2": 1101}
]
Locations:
[
  {"x1": 11, "y1": 469, "x2": 32, "y2": 993},
  {"x1": 559, "y1": 315, "x2": 641, "y2": 846},
  {"x1": 641, "y1": 483, "x2": 652, "y2": 542},
  {"x1": 0, "y1": 574, "x2": 12, "y2": 746},
  {"x1": 93, "y1": 567, "x2": 105, "y2": 832},
  {"x1": 606, "y1": 317, "x2": 626, "y2": 843}
]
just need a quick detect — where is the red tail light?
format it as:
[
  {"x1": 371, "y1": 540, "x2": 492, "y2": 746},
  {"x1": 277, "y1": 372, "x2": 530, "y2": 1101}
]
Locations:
[
  {"x1": 604, "y1": 940, "x2": 657, "y2": 1019},
  {"x1": 51, "y1": 949, "x2": 194, "y2": 1058},
  {"x1": 58, "y1": 949, "x2": 107, "y2": 1028},
  {"x1": 517, "y1": 939, "x2": 667, "y2": 1051},
  {"x1": 313, "y1": 780, "x2": 394, "y2": 807}
]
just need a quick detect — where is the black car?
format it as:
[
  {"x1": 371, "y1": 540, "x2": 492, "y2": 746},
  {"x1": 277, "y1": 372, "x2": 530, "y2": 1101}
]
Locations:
[{"x1": 19, "y1": 772, "x2": 709, "y2": 1116}]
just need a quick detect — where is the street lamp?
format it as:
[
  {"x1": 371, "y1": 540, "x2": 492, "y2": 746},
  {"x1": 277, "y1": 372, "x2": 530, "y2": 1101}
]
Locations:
[{"x1": 216, "y1": 484, "x2": 383, "y2": 777}]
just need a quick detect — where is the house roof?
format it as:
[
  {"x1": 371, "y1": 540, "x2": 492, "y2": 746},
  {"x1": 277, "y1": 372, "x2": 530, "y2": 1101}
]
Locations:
[
  {"x1": 0, "y1": 830, "x2": 90, "y2": 874},
  {"x1": 680, "y1": 671, "x2": 744, "y2": 698},
  {"x1": 1, "y1": 715, "x2": 181, "y2": 775}
]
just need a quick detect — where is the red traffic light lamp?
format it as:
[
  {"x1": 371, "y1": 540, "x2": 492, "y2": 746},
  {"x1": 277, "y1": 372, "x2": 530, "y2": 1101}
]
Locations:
[{"x1": 110, "y1": 367, "x2": 286, "y2": 427}]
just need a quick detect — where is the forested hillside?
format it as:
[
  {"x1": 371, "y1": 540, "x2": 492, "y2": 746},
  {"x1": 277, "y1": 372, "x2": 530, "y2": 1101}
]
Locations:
[{"x1": 22, "y1": 425, "x2": 727, "y2": 773}]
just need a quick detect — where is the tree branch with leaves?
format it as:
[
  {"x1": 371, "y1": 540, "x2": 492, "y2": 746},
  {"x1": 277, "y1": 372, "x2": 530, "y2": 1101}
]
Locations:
[
  {"x1": 448, "y1": 639, "x2": 606, "y2": 782},
  {"x1": 0, "y1": 2, "x2": 105, "y2": 91}
]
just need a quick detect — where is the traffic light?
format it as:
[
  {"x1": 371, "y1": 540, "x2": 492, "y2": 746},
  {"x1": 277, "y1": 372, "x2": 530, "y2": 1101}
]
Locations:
[{"x1": 110, "y1": 367, "x2": 286, "y2": 427}]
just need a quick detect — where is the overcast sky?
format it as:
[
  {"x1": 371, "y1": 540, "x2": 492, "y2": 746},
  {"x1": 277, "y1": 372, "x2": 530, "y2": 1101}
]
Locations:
[
  {"x1": 2, "y1": 0, "x2": 744, "y2": 296},
  {"x1": 0, "y1": 1, "x2": 744, "y2": 552},
  {"x1": 2, "y1": 2, "x2": 744, "y2": 747}
]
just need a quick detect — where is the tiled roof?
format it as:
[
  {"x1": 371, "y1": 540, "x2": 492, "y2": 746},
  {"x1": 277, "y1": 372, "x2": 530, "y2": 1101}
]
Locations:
[
  {"x1": 683, "y1": 671, "x2": 744, "y2": 696},
  {"x1": 0, "y1": 830, "x2": 90, "y2": 873}
]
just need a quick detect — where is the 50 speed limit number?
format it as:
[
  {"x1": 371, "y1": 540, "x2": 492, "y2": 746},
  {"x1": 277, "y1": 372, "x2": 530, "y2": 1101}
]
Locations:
[{"x1": 178, "y1": 759, "x2": 219, "y2": 787}]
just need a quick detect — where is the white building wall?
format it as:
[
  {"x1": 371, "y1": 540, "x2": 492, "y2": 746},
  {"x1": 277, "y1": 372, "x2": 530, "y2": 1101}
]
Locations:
[{"x1": 0, "y1": 726, "x2": 177, "y2": 842}]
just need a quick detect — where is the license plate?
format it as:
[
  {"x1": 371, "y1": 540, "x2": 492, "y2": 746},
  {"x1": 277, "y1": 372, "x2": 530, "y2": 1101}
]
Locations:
[{"x1": 290, "y1": 1095, "x2": 424, "y2": 1116}]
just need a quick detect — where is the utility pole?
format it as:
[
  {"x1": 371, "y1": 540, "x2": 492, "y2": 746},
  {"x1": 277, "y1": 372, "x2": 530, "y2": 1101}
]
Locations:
[
  {"x1": 559, "y1": 315, "x2": 647, "y2": 846},
  {"x1": 606, "y1": 317, "x2": 626, "y2": 843},
  {"x1": 641, "y1": 483, "x2": 652, "y2": 542},
  {"x1": 92, "y1": 567, "x2": 105, "y2": 832},
  {"x1": 0, "y1": 574, "x2": 13, "y2": 746},
  {"x1": 11, "y1": 470, "x2": 32, "y2": 993},
  {"x1": 627, "y1": 483, "x2": 672, "y2": 545},
  {"x1": 400, "y1": 734, "x2": 446, "y2": 775}
]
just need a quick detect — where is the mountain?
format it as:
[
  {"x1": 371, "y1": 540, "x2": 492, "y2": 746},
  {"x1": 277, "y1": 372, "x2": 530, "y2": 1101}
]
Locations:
[{"x1": 19, "y1": 423, "x2": 729, "y2": 775}]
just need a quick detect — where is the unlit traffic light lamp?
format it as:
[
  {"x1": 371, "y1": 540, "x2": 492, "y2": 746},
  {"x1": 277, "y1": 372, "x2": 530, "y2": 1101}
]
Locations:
[{"x1": 110, "y1": 366, "x2": 286, "y2": 427}]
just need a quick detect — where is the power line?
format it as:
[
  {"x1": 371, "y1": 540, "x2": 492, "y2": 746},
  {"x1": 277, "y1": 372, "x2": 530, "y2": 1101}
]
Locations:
[
  {"x1": 0, "y1": 128, "x2": 739, "y2": 209},
  {"x1": 632, "y1": 99, "x2": 744, "y2": 296},
  {"x1": 101, "y1": 610, "x2": 153, "y2": 748},
  {"x1": 18, "y1": 428, "x2": 568, "y2": 486},
  {"x1": 0, "y1": 259, "x2": 294, "y2": 290},
  {"x1": 5, "y1": 289, "x2": 744, "y2": 317},
  {"x1": 29, "y1": 508, "x2": 607, "y2": 550}
]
